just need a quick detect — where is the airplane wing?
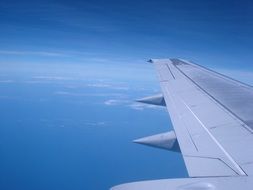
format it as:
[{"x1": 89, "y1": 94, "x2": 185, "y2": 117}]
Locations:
[{"x1": 111, "y1": 59, "x2": 253, "y2": 190}]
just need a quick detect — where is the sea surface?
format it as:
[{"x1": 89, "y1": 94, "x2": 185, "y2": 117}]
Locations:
[{"x1": 0, "y1": 62, "x2": 187, "y2": 190}]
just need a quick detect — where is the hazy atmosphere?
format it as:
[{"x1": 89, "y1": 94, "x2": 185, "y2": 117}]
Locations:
[{"x1": 1, "y1": 0, "x2": 253, "y2": 189}]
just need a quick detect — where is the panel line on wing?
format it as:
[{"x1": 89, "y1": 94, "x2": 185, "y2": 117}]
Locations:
[
  {"x1": 178, "y1": 109, "x2": 199, "y2": 152},
  {"x1": 184, "y1": 155, "x2": 241, "y2": 176},
  {"x1": 166, "y1": 64, "x2": 175, "y2": 79},
  {"x1": 181, "y1": 99, "x2": 247, "y2": 176},
  {"x1": 172, "y1": 63, "x2": 253, "y2": 134}
]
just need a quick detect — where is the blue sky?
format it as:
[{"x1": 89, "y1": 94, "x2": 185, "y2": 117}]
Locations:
[
  {"x1": 1, "y1": 1, "x2": 253, "y2": 190},
  {"x1": 1, "y1": 0, "x2": 253, "y2": 69}
]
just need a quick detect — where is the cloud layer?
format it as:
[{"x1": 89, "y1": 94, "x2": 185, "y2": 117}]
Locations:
[{"x1": 104, "y1": 99, "x2": 164, "y2": 111}]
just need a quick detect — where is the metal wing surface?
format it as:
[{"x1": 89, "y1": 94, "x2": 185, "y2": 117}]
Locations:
[
  {"x1": 152, "y1": 58, "x2": 253, "y2": 177},
  {"x1": 111, "y1": 59, "x2": 253, "y2": 190}
]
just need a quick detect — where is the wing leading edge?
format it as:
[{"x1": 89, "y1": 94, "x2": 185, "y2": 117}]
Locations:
[{"x1": 111, "y1": 58, "x2": 253, "y2": 190}]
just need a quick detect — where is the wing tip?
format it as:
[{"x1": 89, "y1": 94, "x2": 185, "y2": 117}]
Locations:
[
  {"x1": 147, "y1": 59, "x2": 153, "y2": 63},
  {"x1": 148, "y1": 58, "x2": 178, "y2": 64}
]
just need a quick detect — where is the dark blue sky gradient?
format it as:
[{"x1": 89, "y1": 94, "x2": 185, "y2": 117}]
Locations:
[{"x1": 1, "y1": 0, "x2": 253, "y2": 68}]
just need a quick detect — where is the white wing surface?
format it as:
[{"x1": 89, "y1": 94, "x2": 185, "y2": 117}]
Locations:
[
  {"x1": 152, "y1": 58, "x2": 253, "y2": 177},
  {"x1": 111, "y1": 59, "x2": 253, "y2": 190}
]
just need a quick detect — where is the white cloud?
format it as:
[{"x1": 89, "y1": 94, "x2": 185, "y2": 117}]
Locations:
[
  {"x1": 128, "y1": 102, "x2": 164, "y2": 111},
  {"x1": 24, "y1": 80, "x2": 52, "y2": 84},
  {"x1": 87, "y1": 83, "x2": 111, "y2": 88},
  {"x1": 85, "y1": 121, "x2": 107, "y2": 127},
  {"x1": 32, "y1": 76, "x2": 75, "y2": 81},
  {"x1": 0, "y1": 80, "x2": 14, "y2": 83},
  {"x1": 0, "y1": 50, "x2": 66, "y2": 57},
  {"x1": 86, "y1": 83, "x2": 129, "y2": 90},
  {"x1": 22, "y1": 76, "x2": 77, "y2": 84},
  {"x1": 112, "y1": 86, "x2": 129, "y2": 90},
  {"x1": 55, "y1": 91, "x2": 85, "y2": 96},
  {"x1": 54, "y1": 91, "x2": 123, "y2": 97},
  {"x1": 104, "y1": 99, "x2": 128, "y2": 106},
  {"x1": 104, "y1": 99, "x2": 164, "y2": 111},
  {"x1": 27, "y1": 77, "x2": 130, "y2": 91}
]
